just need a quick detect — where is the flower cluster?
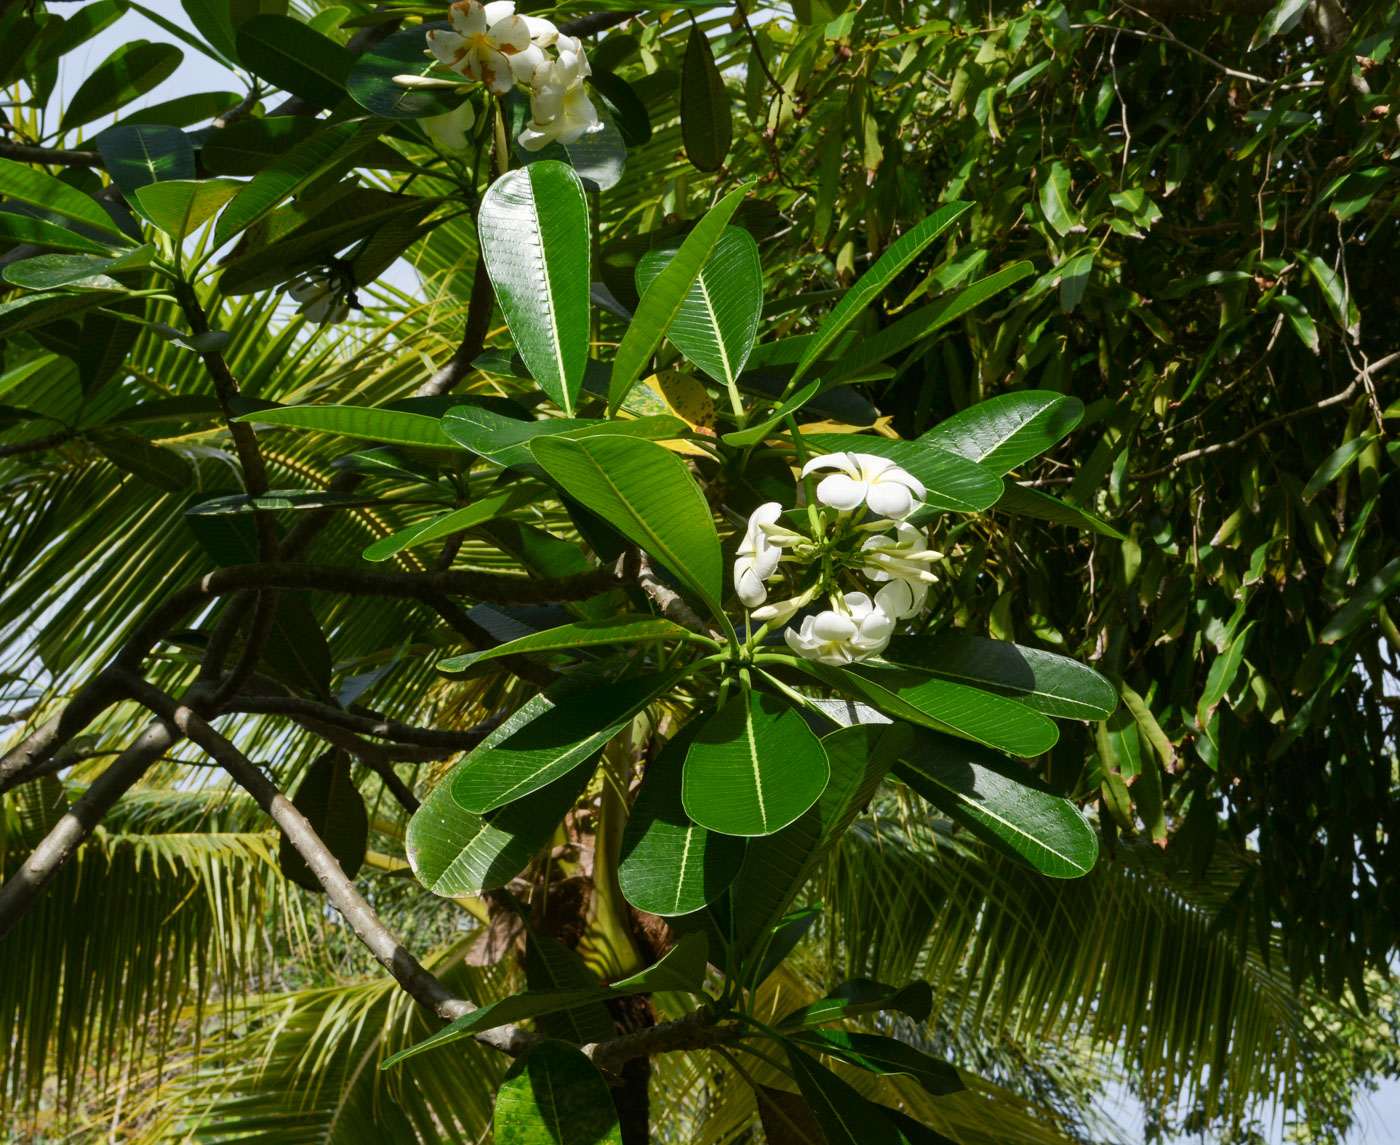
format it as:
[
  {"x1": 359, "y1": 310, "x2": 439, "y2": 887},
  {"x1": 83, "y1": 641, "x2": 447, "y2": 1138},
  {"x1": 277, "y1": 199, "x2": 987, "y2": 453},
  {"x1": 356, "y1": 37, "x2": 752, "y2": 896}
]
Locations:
[
  {"x1": 287, "y1": 268, "x2": 356, "y2": 325},
  {"x1": 422, "y1": 0, "x2": 602, "y2": 152},
  {"x1": 734, "y1": 451, "x2": 942, "y2": 666}
]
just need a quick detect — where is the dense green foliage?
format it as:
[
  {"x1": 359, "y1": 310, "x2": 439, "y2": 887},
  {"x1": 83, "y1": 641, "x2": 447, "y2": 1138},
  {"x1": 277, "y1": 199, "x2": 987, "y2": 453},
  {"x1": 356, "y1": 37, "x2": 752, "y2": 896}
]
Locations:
[{"x1": 2, "y1": 0, "x2": 1398, "y2": 1142}]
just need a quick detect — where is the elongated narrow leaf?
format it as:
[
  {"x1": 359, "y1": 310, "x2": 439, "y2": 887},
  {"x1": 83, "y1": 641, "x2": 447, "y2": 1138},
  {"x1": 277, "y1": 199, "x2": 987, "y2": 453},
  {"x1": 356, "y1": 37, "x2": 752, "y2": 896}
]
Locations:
[
  {"x1": 0, "y1": 212, "x2": 113, "y2": 255},
  {"x1": 1303, "y1": 434, "x2": 1376, "y2": 501},
  {"x1": 789, "y1": 203, "x2": 972, "y2": 389},
  {"x1": 818, "y1": 663, "x2": 1059, "y2": 756},
  {"x1": 636, "y1": 227, "x2": 762, "y2": 389},
  {"x1": 3, "y1": 247, "x2": 153, "y2": 290},
  {"x1": 439, "y1": 615, "x2": 695, "y2": 673},
  {"x1": 452, "y1": 671, "x2": 682, "y2": 813},
  {"x1": 716, "y1": 379, "x2": 820, "y2": 448},
  {"x1": 683, "y1": 691, "x2": 829, "y2": 837},
  {"x1": 784, "y1": 1047, "x2": 903, "y2": 1145},
  {"x1": 531, "y1": 434, "x2": 724, "y2": 613},
  {"x1": 832, "y1": 261, "x2": 1035, "y2": 384},
  {"x1": 478, "y1": 162, "x2": 591, "y2": 416},
  {"x1": 620, "y1": 722, "x2": 745, "y2": 915},
  {"x1": 524, "y1": 928, "x2": 616, "y2": 1043},
  {"x1": 237, "y1": 14, "x2": 354, "y2": 107},
  {"x1": 1320, "y1": 555, "x2": 1400, "y2": 643},
  {"x1": 186, "y1": 490, "x2": 378, "y2": 515},
  {"x1": 0, "y1": 157, "x2": 130, "y2": 241},
  {"x1": 132, "y1": 179, "x2": 240, "y2": 240},
  {"x1": 993, "y1": 481, "x2": 1126, "y2": 539},
  {"x1": 277, "y1": 751, "x2": 367, "y2": 892},
  {"x1": 777, "y1": 978, "x2": 934, "y2": 1030},
  {"x1": 493, "y1": 1041, "x2": 623, "y2": 1145},
  {"x1": 443, "y1": 406, "x2": 688, "y2": 470},
  {"x1": 921, "y1": 392, "x2": 1083, "y2": 474},
  {"x1": 347, "y1": 21, "x2": 464, "y2": 118},
  {"x1": 789, "y1": 1031, "x2": 964, "y2": 1096},
  {"x1": 895, "y1": 729, "x2": 1099, "y2": 878},
  {"x1": 0, "y1": 292, "x2": 127, "y2": 337},
  {"x1": 883, "y1": 635, "x2": 1117, "y2": 720},
  {"x1": 803, "y1": 433, "x2": 1003, "y2": 516},
  {"x1": 680, "y1": 23, "x2": 731, "y2": 171},
  {"x1": 60, "y1": 41, "x2": 183, "y2": 133},
  {"x1": 90, "y1": 429, "x2": 193, "y2": 493},
  {"x1": 261, "y1": 595, "x2": 334, "y2": 700},
  {"x1": 363, "y1": 486, "x2": 539, "y2": 562},
  {"x1": 382, "y1": 932, "x2": 708, "y2": 1066},
  {"x1": 236, "y1": 404, "x2": 457, "y2": 449},
  {"x1": 96, "y1": 124, "x2": 196, "y2": 197},
  {"x1": 610, "y1": 181, "x2": 751, "y2": 412},
  {"x1": 214, "y1": 121, "x2": 378, "y2": 247}
]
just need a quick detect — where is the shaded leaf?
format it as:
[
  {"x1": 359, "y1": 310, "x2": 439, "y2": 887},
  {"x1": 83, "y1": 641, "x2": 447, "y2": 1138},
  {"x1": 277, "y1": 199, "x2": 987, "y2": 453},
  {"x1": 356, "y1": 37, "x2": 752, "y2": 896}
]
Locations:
[{"x1": 277, "y1": 751, "x2": 368, "y2": 892}]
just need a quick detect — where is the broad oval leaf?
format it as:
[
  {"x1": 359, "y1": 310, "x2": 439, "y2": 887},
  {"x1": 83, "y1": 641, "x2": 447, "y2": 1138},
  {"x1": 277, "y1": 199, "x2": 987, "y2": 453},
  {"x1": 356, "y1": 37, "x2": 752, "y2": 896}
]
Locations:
[
  {"x1": 90, "y1": 429, "x2": 193, "y2": 493},
  {"x1": 784, "y1": 1046, "x2": 904, "y2": 1145},
  {"x1": 439, "y1": 615, "x2": 696, "y2": 673},
  {"x1": 277, "y1": 751, "x2": 368, "y2": 892},
  {"x1": 636, "y1": 226, "x2": 762, "y2": 390},
  {"x1": 920, "y1": 392, "x2": 1084, "y2": 475},
  {"x1": 788, "y1": 202, "x2": 972, "y2": 390},
  {"x1": 2, "y1": 247, "x2": 154, "y2": 291},
  {"x1": 610, "y1": 180, "x2": 751, "y2": 412},
  {"x1": 883, "y1": 634, "x2": 1117, "y2": 720},
  {"x1": 60, "y1": 41, "x2": 183, "y2": 134},
  {"x1": 363, "y1": 487, "x2": 540, "y2": 562},
  {"x1": 478, "y1": 162, "x2": 591, "y2": 416},
  {"x1": 788, "y1": 1030, "x2": 964, "y2": 1096},
  {"x1": 803, "y1": 433, "x2": 1003, "y2": 516},
  {"x1": 993, "y1": 481, "x2": 1126, "y2": 539},
  {"x1": 452, "y1": 671, "x2": 682, "y2": 814},
  {"x1": 826, "y1": 663, "x2": 1060, "y2": 757},
  {"x1": 132, "y1": 179, "x2": 240, "y2": 240},
  {"x1": 347, "y1": 21, "x2": 464, "y2": 118},
  {"x1": 894, "y1": 729, "x2": 1099, "y2": 878},
  {"x1": 237, "y1": 14, "x2": 354, "y2": 108},
  {"x1": 493, "y1": 1041, "x2": 623, "y2": 1145},
  {"x1": 1320, "y1": 554, "x2": 1400, "y2": 644},
  {"x1": 96, "y1": 124, "x2": 197, "y2": 198},
  {"x1": 776, "y1": 978, "x2": 934, "y2": 1030},
  {"x1": 531, "y1": 434, "x2": 724, "y2": 614},
  {"x1": 682, "y1": 691, "x2": 829, "y2": 837},
  {"x1": 680, "y1": 24, "x2": 731, "y2": 172},
  {"x1": 235, "y1": 404, "x2": 458, "y2": 449},
  {"x1": 618, "y1": 721, "x2": 745, "y2": 915},
  {"x1": 0, "y1": 157, "x2": 131, "y2": 242}
]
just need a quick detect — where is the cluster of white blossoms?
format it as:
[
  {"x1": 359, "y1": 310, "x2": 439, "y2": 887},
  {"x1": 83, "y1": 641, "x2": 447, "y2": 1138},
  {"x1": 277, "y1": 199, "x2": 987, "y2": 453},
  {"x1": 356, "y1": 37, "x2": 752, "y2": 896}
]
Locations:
[
  {"x1": 287, "y1": 268, "x2": 354, "y2": 324},
  {"x1": 420, "y1": 0, "x2": 603, "y2": 151},
  {"x1": 734, "y1": 452, "x2": 943, "y2": 666}
]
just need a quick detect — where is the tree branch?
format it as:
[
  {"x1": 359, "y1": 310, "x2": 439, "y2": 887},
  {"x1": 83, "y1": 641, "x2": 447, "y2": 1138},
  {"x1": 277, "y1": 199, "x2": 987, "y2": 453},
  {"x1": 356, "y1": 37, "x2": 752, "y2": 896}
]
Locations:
[
  {"x1": 635, "y1": 552, "x2": 719, "y2": 639},
  {"x1": 413, "y1": 254, "x2": 497, "y2": 398},
  {"x1": 0, "y1": 672, "x2": 127, "y2": 795},
  {"x1": 0, "y1": 430, "x2": 75, "y2": 459},
  {"x1": 0, "y1": 140, "x2": 103, "y2": 167},
  {"x1": 222, "y1": 694, "x2": 496, "y2": 753}
]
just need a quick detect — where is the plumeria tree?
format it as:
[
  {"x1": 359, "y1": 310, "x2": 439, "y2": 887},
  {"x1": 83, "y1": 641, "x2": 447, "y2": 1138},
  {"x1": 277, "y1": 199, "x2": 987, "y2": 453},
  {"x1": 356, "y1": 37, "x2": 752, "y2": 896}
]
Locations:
[{"x1": 3, "y1": 0, "x2": 1399, "y2": 1142}]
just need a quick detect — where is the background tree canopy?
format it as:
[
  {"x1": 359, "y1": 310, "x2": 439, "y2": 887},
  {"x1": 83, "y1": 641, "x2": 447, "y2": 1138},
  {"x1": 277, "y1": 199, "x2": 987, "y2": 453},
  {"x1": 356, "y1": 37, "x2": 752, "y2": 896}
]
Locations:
[{"x1": 1, "y1": 0, "x2": 1398, "y2": 1142}]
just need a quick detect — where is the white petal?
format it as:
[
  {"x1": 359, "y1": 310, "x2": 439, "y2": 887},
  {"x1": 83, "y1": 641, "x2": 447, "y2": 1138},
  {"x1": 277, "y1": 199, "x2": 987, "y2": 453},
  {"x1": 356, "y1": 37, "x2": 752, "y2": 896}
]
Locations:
[
  {"x1": 751, "y1": 596, "x2": 803, "y2": 624},
  {"x1": 802, "y1": 452, "x2": 858, "y2": 480},
  {"x1": 426, "y1": 29, "x2": 469, "y2": 70},
  {"x1": 450, "y1": 1, "x2": 489, "y2": 36},
  {"x1": 850, "y1": 452, "x2": 898, "y2": 481},
  {"x1": 815, "y1": 473, "x2": 867, "y2": 512},
  {"x1": 784, "y1": 627, "x2": 816, "y2": 655},
  {"x1": 481, "y1": 0, "x2": 515, "y2": 24},
  {"x1": 488, "y1": 13, "x2": 531, "y2": 51},
  {"x1": 809, "y1": 611, "x2": 857, "y2": 642},
  {"x1": 516, "y1": 122, "x2": 553, "y2": 150},
  {"x1": 874, "y1": 580, "x2": 914, "y2": 619},
  {"x1": 842, "y1": 591, "x2": 875, "y2": 620},
  {"x1": 478, "y1": 48, "x2": 517, "y2": 93},
  {"x1": 508, "y1": 42, "x2": 546, "y2": 81},
  {"x1": 735, "y1": 560, "x2": 768, "y2": 607},
  {"x1": 865, "y1": 482, "x2": 914, "y2": 519},
  {"x1": 523, "y1": 15, "x2": 557, "y2": 44}
]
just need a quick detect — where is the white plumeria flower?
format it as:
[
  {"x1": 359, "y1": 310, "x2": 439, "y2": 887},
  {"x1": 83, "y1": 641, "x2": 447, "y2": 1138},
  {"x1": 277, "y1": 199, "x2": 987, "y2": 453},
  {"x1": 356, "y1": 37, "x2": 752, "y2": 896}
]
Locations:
[
  {"x1": 518, "y1": 36, "x2": 602, "y2": 151},
  {"x1": 427, "y1": 0, "x2": 552, "y2": 94},
  {"x1": 287, "y1": 272, "x2": 351, "y2": 325},
  {"x1": 784, "y1": 591, "x2": 895, "y2": 666},
  {"x1": 419, "y1": 100, "x2": 477, "y2": 150},
  {"x1": 859, "y1": 521, "x2": 941, "y2": 619},
  {"x1": 801, "y1": 451, "x2": 926, "y2": 519},
  {"x1": 733, "y1": 502, "x2": 803, "y2": 608},
  {"x1": 750, "y1": 595, "x2": 806, "y2": 626}
]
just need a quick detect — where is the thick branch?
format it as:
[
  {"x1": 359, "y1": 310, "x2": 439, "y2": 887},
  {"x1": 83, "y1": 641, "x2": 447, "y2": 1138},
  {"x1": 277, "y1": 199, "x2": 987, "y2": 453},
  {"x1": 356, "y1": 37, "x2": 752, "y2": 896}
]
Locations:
[
  {"x1": 0, "y1": 140, "x2": 103, "y2": 167},
  {"x1": 414, "y1": 254, "x2": 497, "y2": 398},
  {"x1": 636, "y1": 553, "x2": 719, "y2": 639},
  {"x1": 0, "y1": 431, "x2": 75, "y2": 459},
  {"x1": 0, "y1": 672, "x2": 127, "y2": 795}
]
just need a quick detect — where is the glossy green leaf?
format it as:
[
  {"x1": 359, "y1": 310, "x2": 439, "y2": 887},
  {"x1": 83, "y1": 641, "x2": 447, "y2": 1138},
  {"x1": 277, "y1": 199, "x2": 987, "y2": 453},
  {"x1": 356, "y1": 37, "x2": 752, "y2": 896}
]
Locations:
[
  {"x1": 682, "y1": 691, "x2": 829, "y2": 837},
  {"x1": 636, "y1": 227, "x2": 762, "y2": 390},
  {"x1": 237, "y1": 14, "x2": 354, "y2": 107},
  {"x1": 784, "y1": 1046, "x2": 903, "y2": 1145},
  {"x1": 836, "y1": 663, "x2": 1059, "y2": 756},
  {"x1": 180, "y1": 0, "x2": 239, "y2": 62},
  {"x1": 788, "y1": 202, "x2": 972, "y2": 390},
  {"x1": 0, "y1": 212, "x2": 113, "y2": 255},
  {"x1": 452, "y1": 671, "x2": 682, "y2": 814},
  {"x1": 1271, "y1": 293, "x2": 1318, "y2": 352},
  {"x1": 718, "y1": 379, "x2": 821, "y2": 447},
  {"x1": 90, "y1": 429, "x2": 193, "y2": 493},
  {"x1": 680, "y1": 24, "x2": 731, "y2": 172},
  {"x1": 185, "y1": 490, "x2": 377, "y2": 515},
  {"x1": 831, "y1": 261, "x2": 1035, "y2": 384},
  {"x1": 122, "y1": 90, "x2": 243, "y2": 128},
  {"x1": 60, "y1": 41, "x2": 183, "y2": 133},
  {"x1": 992, "y1": 481, "x2": 1126, "y2": 539},
  {"x1": 261, "y1": 594, "x2": 334, "y2": 700},
  {"x1": 895, "y1": 729, "x2": 1098, "y2": 878},
  {"x1": 776, "y1": 977, "x2": 934, "y2": 1030},
  {"x1": 588, "y1": 68, "x2": 651, "y2": 145},
  {"x1": 0, "y1": 292, "x2": 127, "y2": 338},
  {"x1": 381, "y1": 932, "x2": 708, "y2": 1066},
  {"x1": 201, "y1": 116, "x2": 322, "y2": 175},
  {"x1": 788, "y1": 1031, "x2": 964, "y2": 1096},
  {"x1": 1320, "y1": 555, "x2": 1400, "y2": 644},
  {"x1": 438, "y1": 615, "x2": 695, "y2": 673},
  {"x1": 1303, "y1": 434, "x2": 1376, "y2": 501},
  {"x1": 1297, "y1": 249, "x2": 1359, "y2": 334},
  {"x1": 478, "y1": 162, "x2": 591, "y2": 416},
  {"x1": 1250, "y1": 0, "x2": 1310, "y2": 49},
  {"x1": 523, "y1": 928, "x2": 616, "y2": 1044},
  {"x1": 0, "y1": 157, "x2": 130, "y2": 241},
  {"x1": 443, "y1": 408, "x2": 688, "y2": 469},
  {"x1": 531, "y1": 434, "x2": 724, "y2": 614},
  {"x1": 619, "y1": 722, "x2": 745, "y2": 916},
  {"x1": 610, "y1": 181, "x2": 751, "y2": 412},
  {"x1": 1039, "y1": 160, "x2": 1078, "y2": 235},
  {"x1": 363, "y1": 487, "x2": 537, "y2": 562},
  {"x1": 803, "y1": 433, "x2": 1003, "y2": 516},
  {"x1": 235, "y1": 404, "x2": 457, "y2": 449},
  {"x1": 214, "y1": 121, "x2": 379, "y2": 248},
  {"x1": 2, "y1": 246, "x2": 153, "y2": 290},
  {"x1": 921, "y1": 393, "x2": 1084, "y2": 475},
  {"x1": 1058, "y1": 250, "x2": 1093, "y2": 311},
  {"x1": 96, "y1": 124, "x2": 196, "y2": 197},
  {"x1": 132, "y1": 179, "x2": 240, "y2": 239},
  {"x1": 347, "y1": 21, "x2": 463, "y2": 119},
  {"x1": 277, "y1": 751, "x2": 367, "y2": 892},
  {"x1": 493, "y1": 1041, "x2": 623, "y2": 1145},
  {"x1": 883, "y1": 634, "x2": 1117, "y2": 720}
]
